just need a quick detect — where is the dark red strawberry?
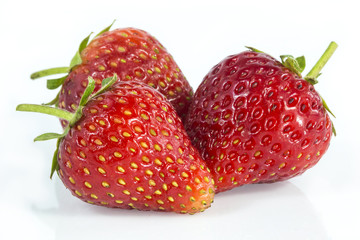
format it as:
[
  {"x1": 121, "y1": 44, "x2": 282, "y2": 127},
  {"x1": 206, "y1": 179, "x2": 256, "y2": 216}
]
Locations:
[
  {"x1": 17, "y1": 76, "x2": 214, "y2": 214},
  {"x1": 185, "y1": 43, "x2": 337, "y2": 193},
  {"x1": 32, "y1": 23, "x2": 193, "y2": 126}
]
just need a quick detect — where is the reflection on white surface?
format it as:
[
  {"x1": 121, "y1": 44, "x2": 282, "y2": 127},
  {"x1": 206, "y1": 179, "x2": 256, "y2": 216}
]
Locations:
[{"x1": 30, "y1": 179, "x2": 328, "y2": 240}]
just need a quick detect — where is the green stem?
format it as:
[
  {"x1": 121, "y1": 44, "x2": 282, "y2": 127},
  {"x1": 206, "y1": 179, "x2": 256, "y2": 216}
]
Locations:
[
  {"x1": 31, "y1": 67, "x2": 69, "y2": 80},
  {"x1": 16, "y1": 104, "x2": 74, "y2": 121},
  {"x1": 305, "y1": 41, "x2": 338, "y2": 81}
]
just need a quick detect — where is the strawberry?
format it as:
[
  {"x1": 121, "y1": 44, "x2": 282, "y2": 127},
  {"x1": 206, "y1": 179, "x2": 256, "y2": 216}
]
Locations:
[
  {"x1": 185, "y1": 43, "x2": 337, "y2": 193},
  {"x1": 17, "y1": 76, "x2": 214, "y2": 214},
  {"x1": 31, "y1": 22, "x2": 193, "y2": 126}
]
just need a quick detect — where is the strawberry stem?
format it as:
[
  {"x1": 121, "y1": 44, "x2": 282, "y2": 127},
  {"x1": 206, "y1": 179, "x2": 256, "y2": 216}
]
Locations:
[
  {"x1": 305, "y1": 41, "x2": 338, "y2": 84},
  {"x1": 16, "y1": 104, "x2": 74, "y2": 120}
]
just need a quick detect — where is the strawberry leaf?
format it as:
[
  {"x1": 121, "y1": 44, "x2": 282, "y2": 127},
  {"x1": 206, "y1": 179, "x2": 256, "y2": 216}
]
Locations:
[
  {"x1": 46, "y1": 75, "x2": 68, "y2": 90},
  {"x1": 296, "y1": 56, "x2": 306, "y2": 73},
  {"x1": 50, "y1": 138, "x2": 61, "y2": 179},
  {"x1": 34, "y1": 132, "x2": 65, "y2": 142},
  {"x1": 69, "y1": 32, "x2": 93, "y2": 70},
  {"x1": 245, "y1": 46, "x2": 264, "y2": 53},
  {"x1": 93, "y1": 74, "x2": 118, "y2": 97},
  {"x1": 280, "y1": 55, "x2": 303, "y2": 77},
  {"x1": 30, "y1": 67, "x2": 69, "y2": 80},
  {"x1": 95, "y1": 20, "x2": 116, "y2": 38}
]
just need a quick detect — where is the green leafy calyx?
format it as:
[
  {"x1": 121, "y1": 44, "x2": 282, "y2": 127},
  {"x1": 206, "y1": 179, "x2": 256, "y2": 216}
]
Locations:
[
  {"x1": 30, "y1": 20, "x2": 116, "y2": 104},
  {"x1": 16, "y1": 74, "x2": 118, "y2": 178}
]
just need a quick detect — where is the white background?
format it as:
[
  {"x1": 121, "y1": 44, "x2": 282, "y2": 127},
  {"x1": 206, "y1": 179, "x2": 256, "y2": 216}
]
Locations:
[{"x1": 1, "y1": 0, "x2": 359, "y2": 239}]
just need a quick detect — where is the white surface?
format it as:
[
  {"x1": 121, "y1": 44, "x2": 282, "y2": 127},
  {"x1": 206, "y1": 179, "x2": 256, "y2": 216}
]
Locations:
[{"x1": 1, "y1": 0, "x2": 359, "y2": 239}]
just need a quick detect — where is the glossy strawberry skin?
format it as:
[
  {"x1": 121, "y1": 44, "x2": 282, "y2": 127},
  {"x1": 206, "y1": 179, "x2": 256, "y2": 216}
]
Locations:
[
  {"x1": 58, "y1": 28, "x2": 193, "y2": 127},
  {"x1": 185, "y1": 51, "x2": 332, "y2": 193},
  {"x1": 58, "y1": 81, "x2": 214, "y2": 213}
]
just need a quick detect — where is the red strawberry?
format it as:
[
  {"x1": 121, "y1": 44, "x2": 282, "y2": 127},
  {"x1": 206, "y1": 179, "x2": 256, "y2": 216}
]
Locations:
[
  {"x1": 32, "y1": 23, "x2": 193, "y2": 126},
  {"x1": 185, "y1": 43, "x2": 337, "y2": 193},
  {"x1": 17, "y1": 76, "x2": 214, "y2": 214}
]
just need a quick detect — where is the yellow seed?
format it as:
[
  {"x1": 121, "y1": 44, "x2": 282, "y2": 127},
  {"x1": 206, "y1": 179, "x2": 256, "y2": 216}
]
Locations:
[
  {"x1": 237, "y1": 167, "x2": 243, "y2": 172},
  {"x1": 120, "y1": 59, "x2": 126, "y2": 63},
  {"x1": 168, "y1": 196, "x2": 175, "y2": 202},
  {"x1": 110, "y1": 62, "x2": 117, "y2": 67},
  {"x1": 145, "y1": 195, "x2": 152, "y2": 199},
  {"x1": 118, "y1": 46, "x2": 126, "y2": 52},
  {"x1": 98, "y1": 65, "x2": 105, "y2": 71},
  {"x1": 154, "y1": 144, "x2": 162, "y2": 151},
  {"x1": 99, "y1": 120, "x2": 106, "y2": 126},
  {"x1": 157, "y1": 82, "x2": 166, "y2": 89},
  {"x1": 110, "y1": 136, "x2": 118, "y2": 142},
  {"x1": 141, "y1": 113, "x2": 149, "y2": 120},
  {"x1": 141, "y1": 156, "x2": 149, "y2": 163},
  {"x1": 233, "y1": 139, "x2": 240, "y2": 145},
  {"x1": 213, "y1": 105, "x2": 220, "y2": 110},
  {"x1": 98, "y1": 167, "x2": 106, "y2": 174},
  {"x1": 161, "y1": 130, "x2": 169, "y2": 136},
  {"x1": 181, "y1": 172, "x2": 189, "y2": 178},
  {"x1": 254, "y1": 151, "x2": 261, "y2": 157},
  {"x1": 189, "y1": 196, "x2": 196, "y2": 202},
  {"x1": 84, "y1": 182, "x2": 92, "y2": 188},
  {"x1": 291, "y1": 166, "x2": 297, "y2": 171},
  {"x1": 69, "y1": 177, "x2": 75, "y2": 184},
  {"x1": 149, "y1": 129, "x2": 157, "y2": 136},
  {"x1": 154, "y1": 190, "x2": 162, "y2": 195},
  {"x1": 75, "y1": 190, "x2": 82, "y2": 196},
  {"x1": 121, "y1": 32, "x2": 128, "y2": 37},
  {"x1": 94, "y1": 139, "x2": 102, "y2": 145},
  {"x1": 177, "y1": 158, "x2": 184, "y2": 164},
  {"x1": 115, "y1": 200, "x2": 123, "y2": 204},
  {"x1": 107, "y1": 193, "x2": 114, "y2": 198},
  {"x1": 87, "y1": 201, "x2": 94, "y2": 204},
  {"x1": 149, "y1": 179, "x2": 156, "y2": 186},
  {"x1": 118, "y1": 179, "x2": 126, "y2": 185},
  {"x1": 123, "y1": 190, "x2": 130, "y2": 195},
  {"x1": 71, "y1": 103, "x2": 77, "y2": 110},
  {"x1": 134, "y1": 126, "x2": 143, "y2": 133},
  {"x1": 219, "y1": 153, "x2": 224, "y2": 160},
  {"x1": 123, "y1": 132, "x2": 131, "y2": 137},
  {"x1": 83, "y1": 168, "x2": 90, "y2": 175},
  {"x1": 204, "y1": 176, "x2": 210, "y2": 183},
  {"x1": 166, "y1": 143, "x2": 173, "y2": 150},
  {"x1": 124, "y1": 110, "x2": 132, "y2": 116},
  {"x1": 172, "y1": 181, "x2": 179, "y2": 187},
  {"x1": 154, "y1": 159, "x2": 162, "y2": 166},
  {"x1": 186, "y1": 185, "x2": 192, "y2": 191},
  {"x1": 297, "y1": 153, "x2": 303, "y2": 158},
  {"x1": 131, "y1": 197, "x2": 138, "y2": 201},
  {"x1": 147, "y1": 69, "x2": 153, "y2": 74},
  {"x1": 130, "y1": 163, "x2": 138, "y2": 169},
  {"x1": 98, "y1": 155, "x2": 106, "y2": 162},
  {"x1": 134, "y1": 176, "x2": 140, "y2": 181},
  {"x1": 194, "y1": 178, "x2": 201, "y2": 184},
  {"x1": 90, "y1": 194, "x2": 98, "y2": 199},
  {"x1": 155, "y1": 67, "x2": 161, "y2": 73},
  {"x1": 80, "y1": 139, "x2": 87, "y2": 146},
  {"x1": 114, "y1": 152, "x2": 122, "y2": 158},
  {"x1": 102, "y1": 182, "x2": 110, "y2": 188},
  {"x1": 129, "y1": 148, "x2": 136, "y2": 153},
  {"x1": 116, "y1": 166, "x2": 125, "y2": 173},
  {"x1": 157, "y1": 200, "x2": 164, "y2": 205},
  {"x1": 140, "y1": 142, "x2": 149, "y2": 149},
  {"x1": 166, "y1": 156, "x2": 174, "y2": 163},
  {"x1": 162, "y1": 183, "x2": 168, "y2": 191},
  {"x1": 79, "y1": 151, "x2": 86, "y2": 158},
  {"x1": 279, "y1": 163, "x2": 286, "y2": 169},
  {"x1": 137, "y1": 187, "x2": 145, "y2": 192},
  {"x1": 145, "y1": 170, "x2": 153, "y2": 176},
  {"x1": 139, "y1": 53, "x2": 147, "y2": 59}
]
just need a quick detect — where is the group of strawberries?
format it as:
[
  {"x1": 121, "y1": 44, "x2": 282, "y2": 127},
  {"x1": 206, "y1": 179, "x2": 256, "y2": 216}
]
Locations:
[{"x1": 18, "y1": 22, "x2": 337, "y2": 214}]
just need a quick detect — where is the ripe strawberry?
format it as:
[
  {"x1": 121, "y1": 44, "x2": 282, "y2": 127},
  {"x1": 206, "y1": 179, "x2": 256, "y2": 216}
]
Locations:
[
  {"x1": 32, "y1": 23, "x2": 193, "y2": 126},
  {"x1": 17, "y1": 76, "x2": 214, "y2": 214},
  {"x1": 185, "y1": 43, "x2": 337, "y2": 193}
]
